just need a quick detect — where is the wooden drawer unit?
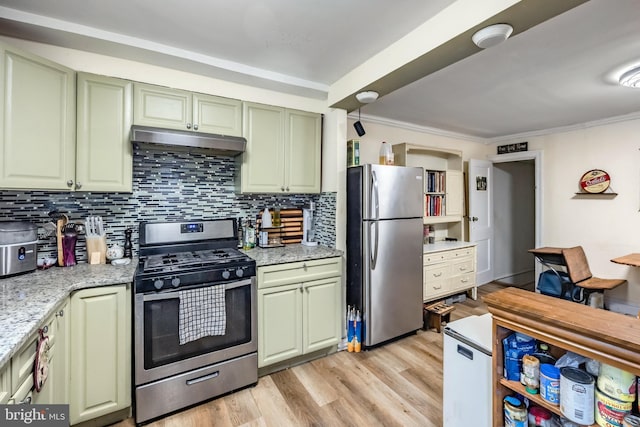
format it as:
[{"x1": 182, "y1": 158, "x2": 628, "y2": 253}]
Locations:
[
  {"x1": 423, "y1": 245, "x2": 477, "y2": 302},
  {"x1": 258, "y1": 257, "x2": 341, "y2": 289}
]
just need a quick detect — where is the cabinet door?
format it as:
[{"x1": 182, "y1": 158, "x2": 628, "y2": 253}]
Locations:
[
  {"x1": 240, "y1": 102, "x2": 285, "y2": 193},
  {"x1": 445, "y1": 170, "x2": 464, "y2": 217},
  {"x1": 133, "y1": 83, "x2": 192, "y2": 131},
  {"x1": 0, "y1": 43, "x2": 76, "y2": 190},
  {"x1": 76, "y1": 73, "x2": 133, "y2": 192},
  {"x1": 193, "y1": 93, "x2": 242, "y2": 136},
  {"x1": 33, "y1": 302, "x2": 69, "y2": 405},
  {"x1": 258, "y1": 284, "x2": 302, "y2": 367},
  {"x1": 285, "y1": 109, "x2": 321, "y2": 194},
  {"x1": 70, "y1": 285, "x2": 131, "y2": 425},
  {"x1": 0, "y1": 363, "x2": 9, "y2": 404},
  {"x1": 303, "y1": 277, "x2": 341, "y2": 353}
]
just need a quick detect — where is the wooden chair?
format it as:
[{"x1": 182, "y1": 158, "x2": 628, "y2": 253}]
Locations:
[{"x1": 561, "y1": 246, "x2": 627, "y2": 305}]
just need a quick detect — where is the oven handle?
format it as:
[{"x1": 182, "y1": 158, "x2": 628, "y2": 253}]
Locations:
[
  {"x1": 186, "y1": 371, "x2": 219, "y2": 386},
  {"x1": 142, "y1": 278, "x2": 253, "y2": 302}
]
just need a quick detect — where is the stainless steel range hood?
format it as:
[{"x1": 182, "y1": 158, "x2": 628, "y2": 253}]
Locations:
[{"x1": 131, "y1": 125, "x2": 246, "y2": 156}]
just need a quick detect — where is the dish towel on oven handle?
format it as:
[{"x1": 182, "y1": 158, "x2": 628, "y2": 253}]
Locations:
[{"x1": 178, "y1": 284, "x2": 226, "y2": 345}]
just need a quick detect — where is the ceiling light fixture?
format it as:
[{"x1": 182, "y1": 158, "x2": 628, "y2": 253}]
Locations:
[
  {"x1": 356, "y1": 91, "x2": 379, "y2": 104},
  {"x1": 472, "y1": 24, "x2": 513, "y2": 49},
  {"x1": 619, "y1": 65, "x2": 640, "y2": 88}
]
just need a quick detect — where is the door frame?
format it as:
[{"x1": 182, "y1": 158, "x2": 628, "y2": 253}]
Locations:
[{"x1": 487, "y1": 150, "x2": 544, "y2": 282}]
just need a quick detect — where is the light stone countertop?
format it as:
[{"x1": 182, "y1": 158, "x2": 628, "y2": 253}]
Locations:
[
  {"x1": 0, "y1": 245, "x2": 344, "y2": 371},
  {"x1": 423, "y1": 241, "x2": 476, "y2": 253},
  {"x1": 0, "y1": 260, "x2": 138, "y2": 370},
  {"x1": 241, "y1": 243, "x2": 343, "y2": 267}
]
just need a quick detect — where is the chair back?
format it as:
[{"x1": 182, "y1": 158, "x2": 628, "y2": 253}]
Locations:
[{"x1": 562, "y1": 246, "x2": 593, "y2": 284}]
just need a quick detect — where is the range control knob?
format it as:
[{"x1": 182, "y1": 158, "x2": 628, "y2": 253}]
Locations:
[
  {"x1": 171, "y1": 277, "x2": 181, "y2": 288},
  {"x1": 222, "y1": 270, "x2": 231, "y2": 280},
  {"x1": 153, "y1": 279, "x2": 164, "y2": 290},
  {"x1": 235, "y1": 268, "x2": 244, "y2": 278}
]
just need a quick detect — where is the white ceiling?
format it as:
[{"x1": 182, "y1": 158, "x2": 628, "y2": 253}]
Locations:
[{"x1": 0, "y1": 0, "x2": 639, "y2": 141}]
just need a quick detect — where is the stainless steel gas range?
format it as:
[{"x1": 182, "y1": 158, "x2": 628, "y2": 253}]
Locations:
[{"x1": 133, "y1": 219, "x2": 257, "y2": 424}]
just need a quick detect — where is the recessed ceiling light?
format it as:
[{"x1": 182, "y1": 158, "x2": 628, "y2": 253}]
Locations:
[
  {"x1": 619, "y1": 66, "x2": 640, "y2": 88},
  {"x1": 356, "y1": 91, "x2": 379, "y2": 104},
  {"x1": 472, "y1": 24, "x2": 513, "y2": 49}
]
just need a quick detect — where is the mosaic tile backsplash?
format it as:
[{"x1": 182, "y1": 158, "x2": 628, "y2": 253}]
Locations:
[{"x1": 0, "y1": 145, "x2": 337, "y2": 262}]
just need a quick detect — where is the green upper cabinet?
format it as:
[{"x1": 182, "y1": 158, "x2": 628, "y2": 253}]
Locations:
[
  {"x1": 238, "y1": 102, "x2": 321, "y2": 194},
  {"x1": 76, "y1": 73, "x2": 133, "y2": 192},
  {"x1": 0, "y1": 42, "x2": 76, "y2": 190},
  {"x1": 133, "y1": 82, "x2": 242, "y2": 136}
]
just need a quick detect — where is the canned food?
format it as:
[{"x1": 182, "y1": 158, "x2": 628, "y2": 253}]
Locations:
[
  {"x1": 595, "y1": 387, "x2": 633, "y2": 427},
  {"x1": 540, "y1": 363, "x2": 560, "y2": 405},
  {"x1": 560, "y1": 367, "x2": 595, "y2": 425}
]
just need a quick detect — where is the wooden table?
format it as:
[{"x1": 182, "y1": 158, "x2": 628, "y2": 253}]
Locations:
[{"x1": 611, "y1": 253, "x2": 640, "y2": 267}]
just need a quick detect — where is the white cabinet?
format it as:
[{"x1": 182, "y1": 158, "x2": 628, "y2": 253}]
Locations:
[
  {"x1": 76, "y1": 73, "x2": 133, "y2": 192},
  {"x1": 393, "y1": 143, "x2": 465, "y2": 241},
  {"x1": 257, "y1": 257, "x2": 341, "y2": 367},
  {"x1": 69, "y1": 284, "x2": 130, "y2": 425},
  {"x1": 237, "y1": 102, "x2": 321, "y2": 194},
  {"x1": 6, "y1": 299, "x2": 69, "y2": 405},
  {"x1": 0, "y1": 41, "x2": 76, "y2": 190},
  {"x1": 133, "y1": 82, "x2": 242, "y2": 136},
  {"x1": 423, "y1": 245, "x2": 476, "y2": 302}
]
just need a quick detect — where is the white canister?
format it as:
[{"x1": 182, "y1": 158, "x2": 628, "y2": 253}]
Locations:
[{"x1": 560, "y1": 367, "x2": 595, "y2": 425}]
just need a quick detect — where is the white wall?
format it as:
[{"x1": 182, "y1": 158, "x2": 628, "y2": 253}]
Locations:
[{"x1": 500, "y1": 118, "x2": 640, "y2": 313}]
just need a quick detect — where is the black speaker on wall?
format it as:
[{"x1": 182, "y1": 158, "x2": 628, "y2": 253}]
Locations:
[{"x1": 353, "y1": 120, "x2": 365, "y2": 136}]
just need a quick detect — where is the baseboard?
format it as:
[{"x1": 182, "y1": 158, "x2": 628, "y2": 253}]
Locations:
[{"x1": 605, "y1": 296, "x2": 640, "y2": 316}]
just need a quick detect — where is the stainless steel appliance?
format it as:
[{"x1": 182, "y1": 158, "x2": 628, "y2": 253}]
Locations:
[
  {"x1": 133, "y1": 219, "x2": 257, "y2": 423},
  {"x1": 0, "y1": 221, "x2": 38, "y2": 277},
  {"x1": 346, "y1": 164, "x2": 424, "y2": 347},
  {"x1": 443, "y1": 313, "x2": 493, "y2": 427}
]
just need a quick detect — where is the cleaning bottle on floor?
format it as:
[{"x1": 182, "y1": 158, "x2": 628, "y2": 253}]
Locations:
[
  {"x1": 347, "y1": 306, "x2": 355, "y2": 352},
  {"x1": 354, "y1": 310, "x2": 362, "y2": 352}
]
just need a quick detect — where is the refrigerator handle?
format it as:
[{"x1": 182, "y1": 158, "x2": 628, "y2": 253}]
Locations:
[
  {"x1": 371, "y1": 169, "x2": 379, "y2": 220},
  {"x1": 369, "y1": 221, "x2": 379, "y2": 269}
]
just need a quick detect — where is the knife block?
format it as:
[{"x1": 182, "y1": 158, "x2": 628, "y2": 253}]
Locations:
[{"x1": 86, "y1": 236, "x2": 107, "y2": 264}]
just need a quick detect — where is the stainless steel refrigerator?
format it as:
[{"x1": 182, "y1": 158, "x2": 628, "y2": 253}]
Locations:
[{"x1": 347, "y1": 164, "x2": 424, "y2": 347}]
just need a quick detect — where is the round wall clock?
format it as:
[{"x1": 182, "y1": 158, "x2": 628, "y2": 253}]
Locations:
[{"x1": 580, "y1": 169, "x2": 610, "y2": 193}]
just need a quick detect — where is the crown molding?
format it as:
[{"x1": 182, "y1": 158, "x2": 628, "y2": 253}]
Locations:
[
  {"x1": 346, "y1": 112, "x2": 487, "y2": 143},
  {"x1": 348, "y1": 111, "x2": 640, "y2": 145}
]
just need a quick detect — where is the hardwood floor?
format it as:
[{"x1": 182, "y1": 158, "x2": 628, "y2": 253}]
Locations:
[{"x1": 113, "y1": 282, "x2": 524, "y2": 427}]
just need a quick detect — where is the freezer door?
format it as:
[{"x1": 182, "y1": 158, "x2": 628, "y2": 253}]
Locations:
[
  {"x1": 362, "y1": 164, "x2": 423, "y2": 220},
  {"x1": 364, "y1": 217, "x2": 423, "y2": 346}
]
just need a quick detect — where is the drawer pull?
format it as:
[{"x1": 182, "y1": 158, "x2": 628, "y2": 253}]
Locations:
[
  {"x1": 433, "y1": 272, "x2": 443, "y2": 277},
  {"x1": 459, "y1": 267, "x2": 467, "y2": 271},
  {"x1": 186, "y1": 371, "x2": 219, "y2": 386},
  {"x1": 461, "y1": 278, "x2": 469, "y2": 283},
  {"x1": 56, "y1": 310, "x2": 64, "y2": 317},
  {"x1": 18, "y1": 395, "x2": 32, "y2": 405}
]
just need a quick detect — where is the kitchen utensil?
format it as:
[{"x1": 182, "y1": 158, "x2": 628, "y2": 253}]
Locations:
[{"x1": 62, "y1": 227, "x2": 78, "y2": 266}]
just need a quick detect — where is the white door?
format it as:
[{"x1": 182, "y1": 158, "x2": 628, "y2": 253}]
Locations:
[{"x1": 468, "y1": 159, "x2": 493, "y2": 285}]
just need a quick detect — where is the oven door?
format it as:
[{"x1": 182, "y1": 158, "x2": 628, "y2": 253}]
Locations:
[{"x1": 134, "y1": 277, "x2": 257, "y2": 385}]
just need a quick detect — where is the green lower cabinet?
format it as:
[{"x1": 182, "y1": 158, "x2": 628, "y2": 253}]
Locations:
[
  {"x1": 69, "y1": 284, "x2": 131, "y2": 425},
  {"x1": 257, "y1": 258, "x2": 342, "y2": 368}
]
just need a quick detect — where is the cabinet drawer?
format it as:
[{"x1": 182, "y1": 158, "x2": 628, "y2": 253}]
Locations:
[
  {"x1": 450, "y1": 247, "x2": 474, "y2": 258},
  {"x1": 449, "y1": 272, "x2": 475, "y2": 292},
  {"x1": 451, "y1": 258, "x2": 474, "y2": 276},
  {"x1": 258, "y1": 257, "x2": 342, "y2": 289},
  {"x1": 9, "y1": 374, "x2": 33, "y2": 404},
  {"x1": 424, "y1": 264, "x2": 449, "y2": 282},
  {"x1": 424, "y1": 252, "x2": 449, "y2": 264}
]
